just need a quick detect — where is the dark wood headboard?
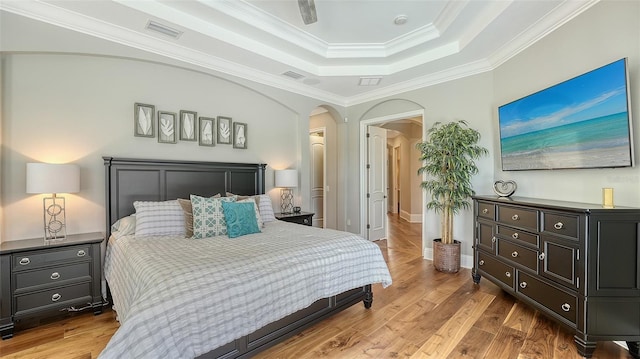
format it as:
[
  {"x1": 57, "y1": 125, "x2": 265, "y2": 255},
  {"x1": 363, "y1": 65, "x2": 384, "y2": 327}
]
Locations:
[{"x1": 103, "y1": 157, "x2": 266, "y2": 239}]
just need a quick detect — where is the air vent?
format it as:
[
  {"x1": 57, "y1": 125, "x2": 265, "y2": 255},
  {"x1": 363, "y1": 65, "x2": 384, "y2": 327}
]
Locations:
[
  {"x1": 145, "y1": 20, "x2": 183, "y2": 39},
  {"x1": 359, "y1": 77, "x2": 382, "y2": 86},
  {"x1": 282, "y1": 71, "x2": 305, "y2": 80}
]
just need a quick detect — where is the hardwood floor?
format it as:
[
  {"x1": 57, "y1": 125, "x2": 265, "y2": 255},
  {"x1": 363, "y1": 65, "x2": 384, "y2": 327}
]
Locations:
[{"x1": 0, "y1": 214, "x2": 632, "y2": 358}]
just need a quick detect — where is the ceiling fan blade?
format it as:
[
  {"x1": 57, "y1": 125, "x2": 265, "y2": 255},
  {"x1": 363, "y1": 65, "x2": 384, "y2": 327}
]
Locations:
[{"x1": 298, "y1": 0, "x2": 317, "y2": 25}]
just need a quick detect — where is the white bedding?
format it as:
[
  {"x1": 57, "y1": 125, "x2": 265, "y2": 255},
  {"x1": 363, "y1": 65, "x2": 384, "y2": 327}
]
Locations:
[{"x1": 100, "y1": 221, "x2": 392, "y2": 358}]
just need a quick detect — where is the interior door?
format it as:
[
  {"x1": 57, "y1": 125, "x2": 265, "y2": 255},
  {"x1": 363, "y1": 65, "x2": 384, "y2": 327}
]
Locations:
[
  {"x1": 367, "y1": 125, "x2": 387, "y2": 241},
  {"x1": 310, "y1": 133, "x2": 325, "y2": 228}
]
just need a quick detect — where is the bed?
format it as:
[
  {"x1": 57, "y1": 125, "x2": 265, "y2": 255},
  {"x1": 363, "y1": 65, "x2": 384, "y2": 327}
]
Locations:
[{"x1": 100, "y1": 157, "x2": 392, "y2": 359}]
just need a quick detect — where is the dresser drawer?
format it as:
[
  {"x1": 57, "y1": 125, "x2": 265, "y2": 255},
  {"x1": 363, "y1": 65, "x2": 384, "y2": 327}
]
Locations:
[
  {"x1": 498, "y1": 240, "x2": 539, "y2": 272},
  {"x1": 12, "y1": 245, "x2": 91, "y2": 271},
  {"x1": 15, "y1": 283, "x2": 92, "y2": 316},
  {"x1": 14, "y1": 262, "x2": 91, "y2": 292},
  {"x1": 517, "y1": 271, "x2": 577, "y2": 326},
  {"x1": 477, "y1": 253, "x2": 514, "y2": 289},
  {"x1": 477, "y1": 201, "x2": 495, "y2": 220},
  {"x1": 542, "y1": 211, "x2": 579, "y2": 240},
  {"x1": 496, "y1": 225, "x2": 538, "y2": 246},
  {"x1": 497, "y1": 206, "x2": 538, "y2": 232}
]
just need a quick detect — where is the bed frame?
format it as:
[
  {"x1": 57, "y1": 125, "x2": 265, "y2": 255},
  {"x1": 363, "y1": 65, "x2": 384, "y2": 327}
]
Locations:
[{"x1": 103, "y1": 157, "x2": 373, "y2": 359}]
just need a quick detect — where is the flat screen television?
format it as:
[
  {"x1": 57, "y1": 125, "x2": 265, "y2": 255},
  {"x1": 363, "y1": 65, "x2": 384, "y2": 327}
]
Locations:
[{"x1": 498, "y1": 58, "x2": 634, "y2": 171}]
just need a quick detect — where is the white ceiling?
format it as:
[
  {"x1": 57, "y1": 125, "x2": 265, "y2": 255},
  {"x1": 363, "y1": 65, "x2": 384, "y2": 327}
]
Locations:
[{"x1": 0, "y1": 0, "x2": 598, "y2": 106}]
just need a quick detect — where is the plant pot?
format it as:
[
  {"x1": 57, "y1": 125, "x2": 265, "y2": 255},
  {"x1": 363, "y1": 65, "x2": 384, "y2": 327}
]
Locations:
[{"x1": 433, "y1": 238, "x2": 461, "y2": 273}]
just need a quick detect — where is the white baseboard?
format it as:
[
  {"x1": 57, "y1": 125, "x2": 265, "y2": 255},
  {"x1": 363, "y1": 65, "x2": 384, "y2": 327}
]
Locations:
[
  {"x1": 400, "y1": 210, "x2": 423, "y2": 223},
  {"x1": 424, "y1": 247, "x2": 473, "y2": 269}
]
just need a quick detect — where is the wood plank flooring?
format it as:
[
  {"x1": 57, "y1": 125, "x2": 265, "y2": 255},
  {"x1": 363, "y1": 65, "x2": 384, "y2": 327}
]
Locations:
[{"x1": 0, "y1": 214, "x2": 632, "y2": 358}]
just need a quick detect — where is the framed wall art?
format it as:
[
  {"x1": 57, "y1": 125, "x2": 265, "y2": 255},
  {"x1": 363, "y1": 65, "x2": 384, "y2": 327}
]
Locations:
[
  {"x1": 217, "y1": 116, "x2": 232, "y2": 144},
  {"x1": 134, "y1": 103, "x2": 155, "y2": 137},
  {"x1": 158, "y1": 111, "x2": 177, "y2": 144},
  {"x1": 179, "y1": 110, "x2": 197, "y2": 141},
  {"x1": 233, "y1": 122, "x2": 247, "y2": 149},
  {"x1": 199, "y1": 117, "x2": 216, "y2": 147}
]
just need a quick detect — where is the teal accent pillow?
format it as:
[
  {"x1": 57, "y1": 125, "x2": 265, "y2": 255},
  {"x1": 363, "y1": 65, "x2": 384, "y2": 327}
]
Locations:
[
  {"x1": 190, "y1": 195, "x2": 236, "y2": 239},
  {"x1": 221, "y1": 201, "x2": 261, "y2": 238}
]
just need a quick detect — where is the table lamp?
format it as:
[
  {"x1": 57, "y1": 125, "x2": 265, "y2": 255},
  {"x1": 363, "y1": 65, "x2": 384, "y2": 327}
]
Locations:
[
  {"x1": 26, "y1": 163, "x2": 80, "y2": 240},
  {"x1": 275, "y1": 169, "x2": 297, "y2": 213}
]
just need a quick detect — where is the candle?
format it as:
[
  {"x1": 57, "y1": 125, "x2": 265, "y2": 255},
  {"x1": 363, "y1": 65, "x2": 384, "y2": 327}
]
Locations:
[{"x1": 602, "y1": 188, "x2": 614, "y2": 208}]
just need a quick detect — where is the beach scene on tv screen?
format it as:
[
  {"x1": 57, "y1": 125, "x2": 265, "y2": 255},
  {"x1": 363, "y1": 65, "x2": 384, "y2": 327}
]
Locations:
[{"x1": 499, "y1": 59, "x2": 632, "y2": 171}]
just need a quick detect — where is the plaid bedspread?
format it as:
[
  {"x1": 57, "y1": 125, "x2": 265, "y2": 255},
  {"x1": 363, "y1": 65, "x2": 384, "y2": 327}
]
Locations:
[{"x1": 100, "y1": 221, "x2": 392, "y2": 358}]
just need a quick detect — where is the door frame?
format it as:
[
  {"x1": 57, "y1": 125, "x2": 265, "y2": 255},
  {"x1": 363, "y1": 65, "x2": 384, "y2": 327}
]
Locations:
[
  {"x1": 309, "y1": 127, "x2": 326, "y2": 228},
  {"x1": 359, "y1": 109, "x2": 426, "y2": 239}
]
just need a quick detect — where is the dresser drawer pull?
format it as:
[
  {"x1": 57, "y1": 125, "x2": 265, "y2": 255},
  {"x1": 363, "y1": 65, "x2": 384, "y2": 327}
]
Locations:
[
  {"x1": 512, "y1": 233, "x2": 519, "y2": 239},
  {"x1": 538, "y1": 253, "x2": 546, "y2": 261},
  {"x1": 19, "y1": 257, "x2": 31, "y2": 265},
  {"x1": 512, "y1": 214, "x2": 520, "y2": 221},
  {"x1": 482, "y1": 208, "x2": 488, "y2": 214},
  {"x1": 561, "y1": 303, "x2": 571, "y2": 312},
  {"x1": 554, "y1": 222, "x2": 564, "y2": 230},
  {"x1": 479, "y1": 260, "x2": 485, "y2": 266},
  {"x1": 491, "y1": 236, "x2": 496, "y2": 243},
  {"x1": 50, "y1": 272, "x2": 61, "y2": 280},
  {"x1": 77, "y1": 250, "x2": 86, "y2": 257},
  {"x1": 505, "y1": 271, "x2": 511, "y2": 278},
  {"x1": 511, "y1": 251, "x2": 519, "y2": 258},
  {"x1": 303, "y1": 218, "x2": 309, "y2": 224},
  {"x1": 52, "y1": 293, "x2": 62, "y2": 302},
  {"x1": 520, "y1": 281, "x2": 528, "y2": 289}
]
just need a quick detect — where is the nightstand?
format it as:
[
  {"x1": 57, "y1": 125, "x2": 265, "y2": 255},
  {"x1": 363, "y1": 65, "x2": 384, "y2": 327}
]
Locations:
[
  {"x1": 275, "y1": 212, "x2": 315, "y2": 226},
  {"x1": 0, "y1": 232, "x2": 104, "y2": 339}
]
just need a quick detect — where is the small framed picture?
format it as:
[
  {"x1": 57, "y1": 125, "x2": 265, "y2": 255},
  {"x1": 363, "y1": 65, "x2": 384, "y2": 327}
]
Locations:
[
  {"x1": 217, "y1": 116, "x2": 232, "y2": 144},
  {"x1": 158, "y1": 111, "x2": 177, "y2": 144},
  {"x1": 199, "y1": 117, "x2": 216, "y2": 147},
  {"x1": 233, "y1": 122, "x2": 247, "y2": 149},
  {"x1": 179, "y1": 110, "x2": 197, "y2": 141},
  {"x1": 134, "y1": 103, "x2": 155, "y2": 137}
]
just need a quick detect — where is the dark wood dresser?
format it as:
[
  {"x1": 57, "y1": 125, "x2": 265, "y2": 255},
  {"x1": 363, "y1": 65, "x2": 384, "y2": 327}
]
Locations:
[{"x1": 472, "y1": 195, "x2": 640, "y2": 358}]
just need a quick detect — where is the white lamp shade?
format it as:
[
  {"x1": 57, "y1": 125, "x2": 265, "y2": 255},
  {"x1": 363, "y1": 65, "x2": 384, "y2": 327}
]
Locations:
[
  {"x1": 26, "y1": 163, "x2": 80, "y2": 194},
  {"x1": 275, "y1": 169, "x2": 297, "y2": 188}
]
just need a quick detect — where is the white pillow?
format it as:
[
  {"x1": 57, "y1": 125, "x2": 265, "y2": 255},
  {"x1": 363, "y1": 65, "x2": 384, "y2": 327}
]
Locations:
[
  {"x1": 111, "y1": 215, "x2": 136, "y2": 239},
  {"x1": 237, "y1": 197, "x2": 263, "y2": 228},
  {"x1": 133, "y1": 200, "x2": 185, "y2": 237},
  {"x1": 257, "y1": 194, "x2": 276, "y2": 222},
  {"x1": 190, "y1": 195, "x2": 237, "y2": 238}
]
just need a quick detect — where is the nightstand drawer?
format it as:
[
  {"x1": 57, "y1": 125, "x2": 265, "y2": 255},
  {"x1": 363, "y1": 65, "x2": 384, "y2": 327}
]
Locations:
[
  {"x1": 15, "y1": 283, "x2": 92, "y2": 316},
  {"x1": 12, "y1": 245, "x2": 91, "y2": 271},
  {"x1": 14, "y1": 262, "x2": 91, "y2": 292}
]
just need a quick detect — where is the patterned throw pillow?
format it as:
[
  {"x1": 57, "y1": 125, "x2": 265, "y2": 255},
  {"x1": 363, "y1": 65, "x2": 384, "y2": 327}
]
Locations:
[
  {"x1": 133, "y1": 200, "x2": 185, "y2": 237},
  {"x1": 177, "y1": 194, "x2": 221, "y2": 238},
  {"x1": 190, "y1": 194, "x2": 237, "y2": 239},
  {"x1": 257, "y1": 194, "x2": 276, "y2": 223},
  {"x1": 237, "y1": 197, "x2": 263, "y2": 228},
  {"x1": 221, "y1": 201, "x2": 261, "y2": 238}
]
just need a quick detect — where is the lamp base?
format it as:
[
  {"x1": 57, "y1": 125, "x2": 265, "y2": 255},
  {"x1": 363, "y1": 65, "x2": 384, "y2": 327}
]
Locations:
[
  {"x1": 280, "y1": 188, "x2": 294, "y2": 214},
  {"x1": 43, "y1": 196, "x2": 67, "y2": 241}
]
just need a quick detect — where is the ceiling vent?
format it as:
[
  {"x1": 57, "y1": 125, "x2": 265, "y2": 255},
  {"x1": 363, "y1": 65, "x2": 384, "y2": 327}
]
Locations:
[
  {"x1": 282, "y1": 71, "x2": 305, "y2": 80},
  {"x1": 359, "y1": 77, "x2": 382, "y2": 86},
  {"x1": 145, "y1": 20, "x2": 183, "y2": 39}
]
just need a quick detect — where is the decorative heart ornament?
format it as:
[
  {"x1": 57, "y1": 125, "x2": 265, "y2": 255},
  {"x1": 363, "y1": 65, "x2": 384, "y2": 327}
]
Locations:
[{"x1": 493, "y1": 180, "x2": 517, "y2": 197}]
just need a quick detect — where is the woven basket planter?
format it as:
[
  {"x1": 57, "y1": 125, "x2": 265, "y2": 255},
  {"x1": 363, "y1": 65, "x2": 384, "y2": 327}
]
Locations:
[{"x1": 433, "y1": 239, "x2": 461, "y2": 273}]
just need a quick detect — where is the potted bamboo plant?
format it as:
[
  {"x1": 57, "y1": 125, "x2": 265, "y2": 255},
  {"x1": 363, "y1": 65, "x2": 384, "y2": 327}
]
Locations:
[{"x1": 417, "y1": 120, "x2": 488, "y2": 273}]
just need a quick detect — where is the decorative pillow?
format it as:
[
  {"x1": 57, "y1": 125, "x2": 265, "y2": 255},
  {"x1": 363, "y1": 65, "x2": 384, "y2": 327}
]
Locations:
[
  {"x1": 237, "y1": 197, "x2": 263, "y2": 228},
  {"x1": 133, "y1": 200, "x2": 185, "y2": 237},
  {"x1": 257, "y1": 194, "x2": 276, "y2": 222},
  {"x1": 221, "y1": 201, "x2": 261, "y2": 238},
  {"x1": 111, "y1": 214, "x2": 136, "y2": 239},
  {"x1": 226, "y1": 192, "x2": 251, "y2": 201},
  {"x1": 190, "y1": 194, "x2": 237, "y2": 239},
  {"x1": 177, "y1": 194, "x2": 221, "y2": 238}
]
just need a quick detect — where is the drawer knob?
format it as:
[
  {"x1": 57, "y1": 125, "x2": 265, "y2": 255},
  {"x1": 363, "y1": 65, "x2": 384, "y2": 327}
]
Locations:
[
  {"x1": 50, "y1": 272, "x2": 61, "y2": 280},
  {"x1": 52, "y1": 293, "x2": 61, "y2": 302},
  {"x1": 77, "y1": 250, "x2": 86, "y2": 257},
  {"x1": 479, "y1": 260, "x2": 485, "y2": 266},
  {"x1": 482, "y1": 208, "x2": 488, "y2": 214},
  {"x1": 561, "y1": 303, "x2": 571, "y2": 312},
  {"x1": 512, "y1": 233, "x2": 519, "y2": 239},
  {"x1": 303, "y1": 218, "x2": 309, "y2": 224},
  {"x1": 538, "y1": 252, "x2": 546, "y2": 261},
  {"x1": 511, "y1": 251, "x2": 519, "y2": 258},
  {"x1": 520, "y1": 281, "x2": 528, "y2": 289},
  {"x1": 19, "y1": 257, "x2": 31, "y2": 265},
  {"x1": 505, "y1": 271, "x2": 511, "y2": 278},
  {"x1": 554, "y1": 222, "x2": 564, "y2": 230},
  {"x1": 491, "y1": 236, "x2": 496, "y2": 243},
  {"x1": 511, "y1": 214, "x2": 520, "y2": 221}
]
